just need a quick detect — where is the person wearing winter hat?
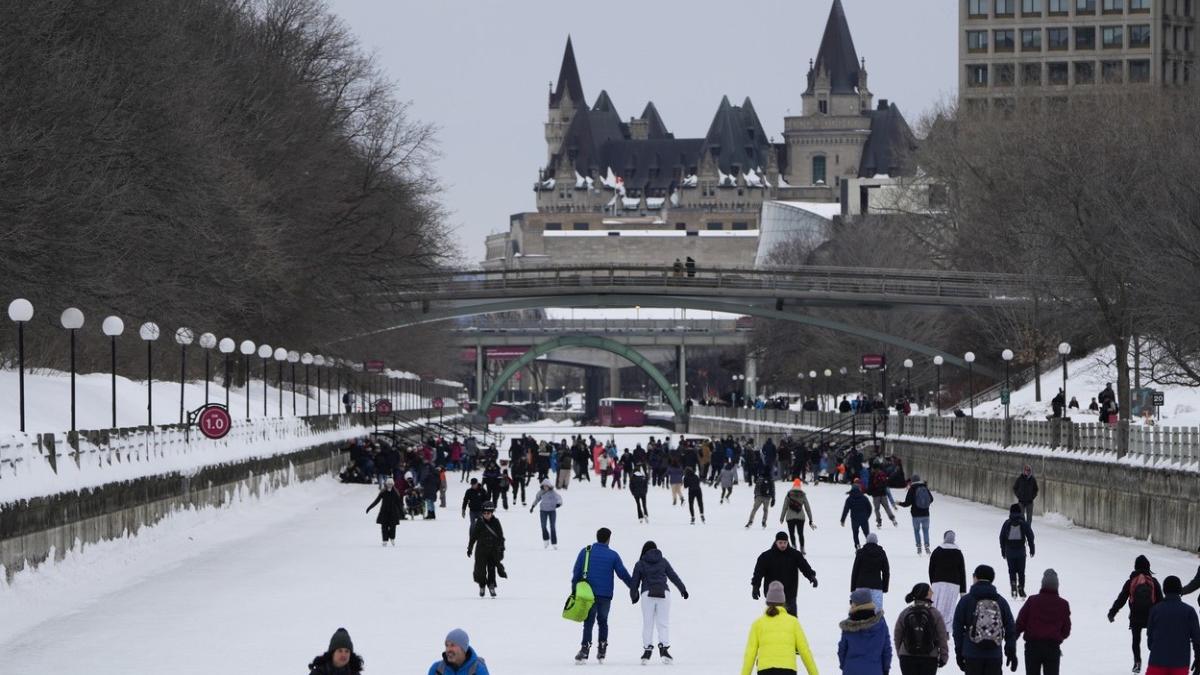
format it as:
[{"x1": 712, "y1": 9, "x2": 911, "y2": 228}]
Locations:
[
  {"x1": 461, "y1": 478, "x2": 488, "y2": 530},
  {"x1": 630, "y1": 540, "x2": 689, "y2": 664},
  {"x1": 897, "y1": 474, "x2": 935, "y2": 555},
  {"x1": 307, "y1": 627, "x2": 364, "y2": 674},
  {"x1": 741, "y1": 581, "x2": 819, "y2": 675},
  {"x1": 1012, "y1": 465, "x2": 1039, "y2": 525},
  {"x1": 779, "y1": 479, "x2": 816, "y2": 553},
  {"x1": 850, "y1": 532, "x2": 891, "y2": 615},
  {"x1": 838, "y1": 587, "x2": 893, "y2": 674},
  {"x1": 752, "y1": 531, "x2": 818, "y2": 618},
  {"x1": 1000, "y1": 503, "x2": 1036, "y2": 599},
  {"x1": 365, "y1": 478, "x2": 404, "y2": 546},
  {"x1": 929, "y1": 530, "x2": 967, "y2": 626},
  {"x1": 529, "y1": 478, "x2": 563, "y2": 549},
  {"x1": 1145, "y1": 575, "x2": 1200, "y2": 675},
  {"x1": 1015, "y1": 569, "x2": 1071, "y2": 675},
  {"x1": 467, "y1": 502, "x2": 506, "y2": 598},
  {"x1": 894, "y1": 583, "x2": 949, "y2": 675},
  {"x1": 629, "y1": 468, "x2": 650, "y2": 522},
  {"x1": 428, "y1": 628, "x2": 490, "y2": 675},
  {"x1": 951, "y1": 565, "x2": 1018, "y2": 675},
  {"x1": 1109, "y1": 554, "x2": 1165, "y2": 673},
  {"x1": 840, "y1": 484, "x2": 873, "y2": 550}
]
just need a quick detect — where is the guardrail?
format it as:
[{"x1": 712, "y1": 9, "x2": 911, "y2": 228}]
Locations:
[{"x1": 692, "y1": 406, "x2": 1197, "y2": 464}]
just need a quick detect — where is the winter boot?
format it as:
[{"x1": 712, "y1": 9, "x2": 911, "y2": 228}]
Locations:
[
  {"x1": 575, "y1": 643, "x2": 590, "y2": 664},
  {"x1": 479, "y1": 585, "x2": 486, "y2": 597},
  {"x1": 545, "y1": 540, "x2": 550, "y2": 549},
  {"x1": 890, "y1": 517, "x2": 899, "y2": 527},
  {"x1": 640, "y1": 646, "x2": 654, "y2": 664},
  {"x1": 597, "y1": 642, "x2": 607, "y2": 663},
  {"x1": 924, "y1": 544, "x2": 931, "y2": 554},
  {"x1": 700, "y1": 514, "x2": 705, "y2": 523},
  {"x1": 658, "y1": 643, "x2": 673, "y2": 664},
  {"x1": 488, "y1": 585, "x2": 496, "y2": 598},
  {"x1": 1133, "y1": 659, "x2": 1141, "y2": 673},
  {"x1": 1018, "y1": 585, "x2": 1026, "y2": 599},
  {"x1": 917, "y1": 546, "x2": 923, "y2": 556},
  {"x1": 690, "y1": 516, "x2": 695, "y2": 524}
]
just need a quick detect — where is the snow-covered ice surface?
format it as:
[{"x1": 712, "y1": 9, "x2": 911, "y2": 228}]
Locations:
[{"x1": 2, "y1": 444, "x2": 1195, "y2": 674}]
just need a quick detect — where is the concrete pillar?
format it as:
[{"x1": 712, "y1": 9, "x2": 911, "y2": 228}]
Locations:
[
  {"x1": 746, "y1": 354, "x2": 758, "y2": 401},
  {"x1": 474, "y1": 344, "x2": 484, "y2": 403},
  {"x1": 677, "y1": 344, "x2": 687, "y2": 404},
  {"x1": 609, "y1": 366, "x2": 620, "y2": 398}
]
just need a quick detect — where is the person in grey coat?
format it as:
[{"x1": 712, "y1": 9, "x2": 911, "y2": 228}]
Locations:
[
  {"x1": 630, "y1": 540, "x2": 689, "y2": 664},
  {"x1": 529, "y1": 478, "x2": 563, "y2": 548},
  {"x1": 718, "y1": 465, "x2": 738, "y2": 503}
]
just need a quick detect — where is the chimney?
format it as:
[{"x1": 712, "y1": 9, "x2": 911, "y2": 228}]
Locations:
[{"x1": 877, "y1": 99, "x2": 889, "y2": 111}]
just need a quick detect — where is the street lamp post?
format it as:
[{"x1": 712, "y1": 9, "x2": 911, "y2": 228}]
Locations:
[
  {"x1": 808, "y1": 370, "x2": 817, "y2": 407},
  {"x1": 302, "y1": 353, "x2": 313, "y2": 416},
  {"x1": 174, "y1": 327, "x2": 194, "y2": 423},
  {"x1": 274, "y1": 348, "x2": 287, "y2": 417},
  {"x1": 199, "y1": 333, "x2": 217, "y2": 405},
  {"x1": 287, "y1": 351, "x2": 300, "y2": 416},
  {"x1": 1058, "y1": 342, "x2": 1071, "y2": 417},
  {"x1": 219, "y1": 338, "x2": 235, "y2": 409},
  {"x1": 239, "y1": 340, "x2": 255, "y2": 420},
  {"x1": 933, "y1": 356, "x2": 944, "y2": 416},
  {"x1": 839, "y1": 367, "x2": 848, "y2": 404},
  {"x1": 315, "y1": 355, "x2": 326, "y2": 415},
  {"x1": 7, "y1": 299, "x2": 33, "y2": 432},
  {"x1": 139, "y1": 322, "x2": 161, "y2": 426},
  {"x1": 102, "y1": 316, "x2": 124, "y2": 428},
  {"x1": 902, "y1": 359, "x2": 913, "y2": 403},
  {"x1": 257, "y1": 344, "x2": 272, "y2": 417},
  {"x1": 61, "y1": 308, "x2": 85, "y2": 432},
  {"x1": 964, "y1": 352, "x2": 977, "y2": 416},
  {"x1": 1001, "y1": 349, "x2": 1014, "y2": 422},
  {"x1": 824, "y1": 369, "x2": 832, "y2": 410}
]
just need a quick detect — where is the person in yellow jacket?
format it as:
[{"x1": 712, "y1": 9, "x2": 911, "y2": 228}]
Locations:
[{"x1": 742, "y1": 580, "x2": 820, "y2": 675}]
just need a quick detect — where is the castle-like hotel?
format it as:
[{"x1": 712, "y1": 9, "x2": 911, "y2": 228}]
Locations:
[{"x1": 483, "y1": 0, "x2": 916, "y2": 269}]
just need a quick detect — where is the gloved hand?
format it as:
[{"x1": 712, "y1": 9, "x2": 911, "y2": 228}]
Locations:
[
  {"x1": 1006, "y1": 654, "x2": 1018, "y2": 672},
  {"x1": 810, "y1": 522, "x2": 817, "y2": 530},
  {"x1": 840, "y1": 520, "x2": 846, "y2": 528},
  {"x1": 752, "y1": 587, "x2": 760, "y2": 600},
  {"x1": 680, "y1": 590, "x2": 689, "y2": 600},
  {"x1": 466, "y1": 549, "x2": 472, "y2": 557},
  {"x1": 1107, "y1": 610, "x2": 1117, "y2": 623},
  {"x1": 631, "y1": 591, "x2": 639, "y2": 604},
  {"x1": 461, "y1": 511, "x2": 466, "y2": 518},
  {"x1": 957, "y1": 656, "x2": 966, "y2": 672},
  {"x1": 811, "y1": 578, "x2": 819, "y2": 588}
]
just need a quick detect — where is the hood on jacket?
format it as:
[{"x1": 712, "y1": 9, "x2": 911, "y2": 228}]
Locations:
[
  {"x1": 308, "y1": 653, "x2": 364, "y2": 674},
  {"x1": 540, "y1": 479, "x2": 553, "y2": 489},
  {"x1": 1022, "y1": 464, "x2": 1033, "y2": 476},
  {"x1": 1009, "y1": 503, "x2": 1023, "y2": 517},
  {"x1": 838, "y1": 612, "x2": 884, "y2": 633},
  {"x1": 1134, "y1": 555, "x2": 1152, "y2": 575},
  {"x1": 640, "y1": 548, "x2": 663, "y2": 564}
]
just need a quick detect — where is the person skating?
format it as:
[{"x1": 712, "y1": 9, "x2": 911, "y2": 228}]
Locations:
[
  {"x1": 630, "y1": 540, "x2": 689, "y2": 664},
  {"x1": 1015, "y1": 569, "x2": 1071, "y2": 675},
  {"x1": 461, "y1": 478, "x2": 488, "y2": 530},
  {"x1": 850, "y1": 533, "x2": 890, "y2": 615},
  {"x1": 841, "y1": 484, "x2": 873, "y2": 550},
  {"x1": 779, "y1": 479, "x2": 816, "y2": 553},
  {"x1": 510, "y1": 454, "x2": 528, "y2": 505},
  {"x1": 365, "y1": 478, "x2": 404, "y2": 546},
  {"x1": 667, "y1": 460, "x2": 685, "y2": 506},
  {"x1": 630, "y1": 468, "x2": 650, "y2": 522},
  {"x1": 683, "y1": 466, "x2": 706, "y2": 524},
  {"x1": 1108, "y1": 555, "x2": 1165, "y2": 673},
  {"x1": 719, "y1": 463, "x2": 738, "y2": 503},
  {"x1": 428, "y1": 628, "x2": 490, "y2": 675},
  {"x1": 838, "y1": 588, "x2": 894, "y2": 675},
  {"x1": 894, "y1": 583, "x2": 950, "y2": 675},
  {"x1": 307, "y1": 627, "x2": 364, "y2": 675},
  {"x1": 897, "y1": 474, "x2": 935, "y2": 555},
  {"x1": 1145, "y1": 576, "x2": 1200, "y2": 675},
  {"x1": 466, "y1": 502, "x2": 505, "y2": 598},
  {"x1": 529, "y1": 478, "x2": 562, "y2": 549},
  {"x1": 746, "y1": 472, "x2": 776, "y2": 529},
  {"x1": 1012, "y1": 466, "x2": 1039, "y2": 525},
  {"x1": 751, "y1": 531, "x2": 819, "y2": 618},
  {"x1": 740, "y1": 580, "x2": 820, "y2": 675},
  {"x1": 1000, "y1": 503, "x2": 1036, "y2": 598},
  {"x1": 571, "y1": 527, "x2": 634, "y2": 664},
  {"x1": 867, "y1": 465, "x2": 899, "y2": 528},
  {"x1": 929, "y1": 530, "x2": 968, "y2": 626},
  {"x1": 951, "y1": 564, "x2": 1018, "y2": 675}
]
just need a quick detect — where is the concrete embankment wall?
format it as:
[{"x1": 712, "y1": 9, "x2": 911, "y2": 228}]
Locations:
[
  {"x1": 688, "y1": 416, "x2": 1200, "y2": 551},
  {"x1": 0, "y1": 443, "x2": 344, "y2": 580}
]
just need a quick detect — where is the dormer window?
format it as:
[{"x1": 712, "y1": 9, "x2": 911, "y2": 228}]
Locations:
[{"x1": 819, "y1": 99, "x2": 829, "y2": 114}]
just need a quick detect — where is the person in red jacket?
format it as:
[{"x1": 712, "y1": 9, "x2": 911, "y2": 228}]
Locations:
[{"x1": 1016, "y1": 569, "x2": 1071, "y2": 675}]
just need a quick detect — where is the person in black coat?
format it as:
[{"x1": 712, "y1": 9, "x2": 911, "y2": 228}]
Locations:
[
  {"x1": 850, "y1": 533, "x2": 890, "y2": 614},
  {"x1": 1108, "y1": 554, "x2": 1165, "y2": 672},
  {"x1": 308, "y1": 627, "x2": 364, "y2": 674},
  {"x1": 461, "y1": 478, "x2": 488, "y2": 529},
  {"x1": 365, "y1": 478, "x2": 404, "y2": 546},
  {"x1": 630, "y1": 469, "x2": 650, "y2": 522},
  {"x1": 467, "y1": 502, "x2": 506, "y2": 597},
  {"x1": 840, "y1": 484, "x2": 873, "y2": 549},
  {"x1": 751, "y1": 531, "x2": 818, "y2": 617},
  {"x1": 1000, "y1": 503, "x2": 1036, "y2": 598},
  {"x1": 1012, "y1": 465, "x2": 1039, "y2": 524},
  {"x1": 683, "y1": 467, "x2": 705, "y2": 524},
  {"x1": 420, "y1": 462, "x2": 441, "y2": 519}
]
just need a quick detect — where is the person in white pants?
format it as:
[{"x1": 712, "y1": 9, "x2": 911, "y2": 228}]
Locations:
[
  {"x1": 629, "y1": 540, "x2": 689, "y2": 664},
  {"x1": 927, "y1": 529, "x2": 967, "y2": 625}
]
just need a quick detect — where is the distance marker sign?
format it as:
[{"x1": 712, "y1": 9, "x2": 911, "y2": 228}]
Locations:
[{"x1": 198, "y1": 405, "x2": 232, "y2": 440}]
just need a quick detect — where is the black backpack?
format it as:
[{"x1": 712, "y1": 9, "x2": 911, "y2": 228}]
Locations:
[{"x1": 902, "y1": 606, "x2": 936, "y2": 655}]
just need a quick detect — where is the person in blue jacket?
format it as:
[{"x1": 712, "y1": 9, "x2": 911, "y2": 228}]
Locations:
[
  {"x1": 428, "y1": 628, "x2": 489, "y2": 675},
  {"x1": 1146, "y1": 575, "x2": 1200, "y2": 675},
  {"x1": 999, "y1": 503, "x2": 1036, "y2": 599},
  {"x1": 572, "y1": 527, "x2": 633, "y2": 664},
  {"x1": 837, "y1": 588, "x2": 893, "y2": 675},
  {"x1": 841, "y1": 484, "x2": 873, "y2": 550},
  {"x1": 951, "y1": 564, "x2": 1018, "y2": 675}
]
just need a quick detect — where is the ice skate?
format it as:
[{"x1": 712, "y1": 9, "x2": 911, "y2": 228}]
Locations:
[
  {"x1": 640, "y1": 646, "x2": 653, "y2": 664},
  {"x1": 545, "y1": 540, "x2": 550, "y2": 549},
  {"x1": 658, "y1": 644, "x2": 672, "y2": 664},
  {"x1": 1133, "y1": 660, "x2": 1141, "y2": 673},
  {"x1": 690, "y1": 517, "x2": 695, "y2": 524},
  {"x1": 575, "y1": 643, "x2": 590, "y2": 664},
  {"x1": 597, "y1": 642, "x2": 607, "y2": 663},
  {"x1": 488, "y1": 585, "x2": 496, "y2": 598},
  {"x1": 924, "y1": 544, "x2": 931, "y2": 554},
  {"x1": 479, "y1": 584, "x2": 486, "y2": 597},
  {"x1": 700, "y1": 514, "x2": 705, "y2": 523}
]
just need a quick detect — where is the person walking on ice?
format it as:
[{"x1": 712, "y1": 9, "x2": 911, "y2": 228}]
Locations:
[
  {"x1": 1108, "y1": 555, "x2": 1164, "y2": 674},
  {"x1": 572, "y1": 527, "x2": 633, "y2": 664},
  {"x1": 897, "y1": 473, "x2": 934, "y2": 555},
  {"x1": 630, "y1": 540, "x2": 689, "y2": 664},
  {"x1": 779, "y1": 478, "x2": 816, "y2": 554},
  {"x1": 894, "y1": 583, "x2": 950, "y2": 675},
  {"x1": 684, "y1": 466, "x2": 705, "y2": 524},
  {"x1": 929, "y1": 530, "x2": 967, "y2": 627},
  {"x1": 467, "y1": 502, "x2": 506, "y2": 598},
  {"x1": 746, "y1": 470, "x2": 776, "y2": 529},
  {"x1": 365, "y1": 478, "x2": 403, "y2": 546},
  {"x1": 529, "y1": 478, "x2": 562, "y2": 549},
  {"x1": 1000, "y1": 503, "x2": 1035, "y2": 599},
  {"x1": 841, "y1": 484, "x2": 873, "y2": 550},
  {"x1": 752, "y1": 531, "x2": 819, "y2": 618},
  {"x1": 837, "y1": 588, "x2": 893, "y2": 675},
  {"x1": 740, "y1": 581, "x2": 819, "y2": 675}
]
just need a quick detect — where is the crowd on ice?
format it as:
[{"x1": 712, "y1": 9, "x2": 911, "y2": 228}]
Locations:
[{"x1": 311, "y1": 432, "x2": 1200, "y2": 675}]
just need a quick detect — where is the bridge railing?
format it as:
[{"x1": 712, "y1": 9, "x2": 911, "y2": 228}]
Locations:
[{"x1": 690, "y1": 406, "x2": 1198, "y2": 465}]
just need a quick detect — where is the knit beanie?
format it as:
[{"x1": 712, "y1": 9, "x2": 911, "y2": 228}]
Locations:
[
  {"x1": 866, "y1": 533, "x2": 878, "y2": 545},
  {"x1": 850, "y1": 588, "x2": 875, "y2": 612},
  {"x1": 944, "y1": 530, "x2": 956, "y2": 544},
  {"x1": 1041, "y1": 569, "x2": 1059, "y2": 591},
  {"x1": 328, "y1": 628, "x2": 353, "y2": 654},
  {"x1": 765, "y1": 581, "x2": 787, "y2": 605},
  {"x1": 1165, "y1": 576, "x2": 1183, "y2": 595},
  {"x1": 911, "y1": 474, "x2": 922, "y2": 483},
  {"x1": 905, "y1": 583, "x2": 932, "y2": 604},
  {"x1": 775, "y1": 531, "x2": 790, "y2": 542},
  {"x1": 445, "y1": 628, "x2": 470, "y2": 652},
  {"x1": 974, "y1": 564, "x2": 996, "y2": 582}
]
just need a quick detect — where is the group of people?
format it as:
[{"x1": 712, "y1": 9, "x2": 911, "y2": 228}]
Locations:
[
  {"x1": 306, "y1": 626, "x2": 490, "y2": 675},
  {"x1": 1051, "y1": 382, "x2": 1120, "y2": 424}
]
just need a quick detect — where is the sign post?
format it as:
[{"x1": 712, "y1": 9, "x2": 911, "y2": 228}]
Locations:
[
  {"x1": 432, "y1": 396, "x2": 444, "y2": 427},
  {"x1": 187, "y1": 403, "x2": 232, "y2": 441}
]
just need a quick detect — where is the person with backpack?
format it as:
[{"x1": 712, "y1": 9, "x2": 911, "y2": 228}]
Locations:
[
  {"x1": 571, "y1": 527, "x2": 633, "y2": 664},
  {"x1": 850, "y1": 533, "x2": 891, "y2": 616},
  {"x1": 529, "y1": 478, "x2": 563, "y2": 549},
  {"x1": 427, "y1": 628, "x2": 490, "y2": 675},
  {"x1": 1012, "y1": 466, "x2": 1039, "y2": 525},
  {"x1": 1145, "y1": 575, "x2": 1200, "y2": 675},
  {"x1": 929, "y1": 530, "x2": 968, "y2": 626},
  {"x1": 838, "y1": 587, "x2": 894, "y2": 674},
  {"x1": 952, "y1": 564, "x2": 1018, "y2": 675},
  {"x1": 1108, "y1": 555, "x2": 1165, "y2": 673},
  {"x1": 365, "y1": 478, "x2": 404, "y2": 546},
  {"x1": 746, "y1": 471, "x2": 776, "y2": 529},
  {"x1": 752, "y1": 531, "x2": 820, "y2": 618},
  {"x1": 630, "y1": 469, "x2": 650, "y2": 522},
  {"x1": 779, "y1": 479, "x2": 816, "y2": 553},
  {"x1": 894, "y1": 583, "x2": 949, "y2": 675},
  {"x1": 898, "y1": 474, "x2": 935, "y2": 555},
  {"x1": 741, "y1": 581, "x2": 820, "y2": 675},
  {"x1": 307, "y1": 627, "x2": 364, "y2": 675},
  {"x1": 841, "y1": 484, "x2": 873, "y2": 550},
  {"x1": 867, "y1": 466, "x2": 899, "y2": 528},
  {"x1": 630, "y1": 540, "x2": 689, "y2": 664},
  {"x1": 466, "y1": 502, "x2": 505, "y2": 598},
  {"x1": 1000, "y1": 503, "x2": 1036, "y2": 599},
  {"x1": 1015, "y1": 569, "x2": 1071, "y2": 675},
  {"x1": 683, "y1": 466, "x2": 706, "y2": 524}
]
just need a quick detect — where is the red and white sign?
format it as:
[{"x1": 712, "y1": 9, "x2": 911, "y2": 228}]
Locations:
[
  {"x1": 861, "y1": 354, "x2": 887, "y2": 371},
  {"x1": 198, "y1": 405, "x2": 232, "y2": 440},
  {"x1": 432, "y1": 397, "x2": 445, "y2": 409},
  {"x1": 364, "y1": 360, "x2": 385, "y2": 373},
  {"x1": 375, "y1": 398, "x2": 393, "y2": 416},
  {"x1": 458, "y1": 346, "x2": 531, "y2": 362}
]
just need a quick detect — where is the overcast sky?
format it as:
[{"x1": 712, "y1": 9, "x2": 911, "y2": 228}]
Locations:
[{"x1": 327, "y1": 0, "x2": 959, "y2": 264}]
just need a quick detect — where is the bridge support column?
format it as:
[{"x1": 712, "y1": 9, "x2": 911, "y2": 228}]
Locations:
[
  {"x1": 677, "y1": 344, "x2": 687, "y2": 406},
  {"x1": 609, "y1": 366, "x2": 620, "y2": 399},
  {"x1": 474, "y1": 344, "x2": 484, "y2": 404},
  {"x1": 745, "y1": 354, "x2": 758, "y2": 402}
]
